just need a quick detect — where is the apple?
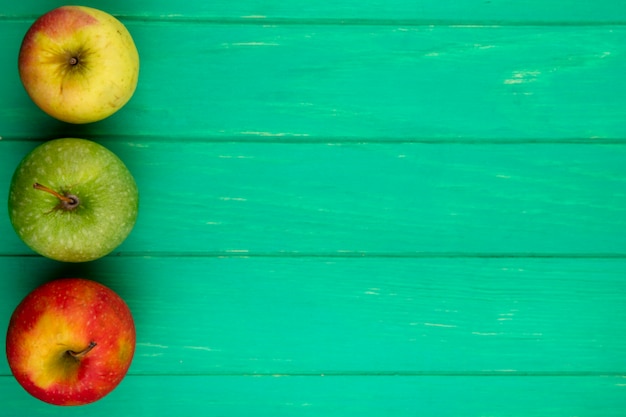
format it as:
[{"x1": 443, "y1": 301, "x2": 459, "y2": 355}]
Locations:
[
  {"x1": 6, "y1": 278, "x2": 136, "y2": 406},
  {"x1": 18, "y1": 6, "x2": 140, "y2": 124},
  {"x1": 8, "y1": 138, "x2": 139, "y2": 262}
]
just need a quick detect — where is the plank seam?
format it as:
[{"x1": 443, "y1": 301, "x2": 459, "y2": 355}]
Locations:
[
  {"x1": 2, "y1": 15, "x2": 626, "y2": 27},
  {"x1": 1, "y1": 372, "x2": 626, "y2": 377},
  {"x1": 2, "y1": 252, "x2": 626, "y2": 259},
  {"x1": 3, "y1": 137, "x2": 626, "y2": 145}
]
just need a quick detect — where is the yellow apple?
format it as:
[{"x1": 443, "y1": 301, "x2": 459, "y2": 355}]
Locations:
[{"x1": 18, "y1": 6, "x2": 140, "y2": 124}]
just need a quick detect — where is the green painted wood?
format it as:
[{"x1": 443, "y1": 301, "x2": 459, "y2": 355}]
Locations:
[
  {"x1": 1, "y1": 257, "x2": 625, "y2": 375},
  {"x1": 1, "y1": 375, "x2": 625, "y2": 416},
  {"x1": 2, "y1": 141, "x2": 625, "y2": 256},
  {"x1": 2, "y1": 22, "x2": 626, "y2": 141},
  {"x1": 1, "y1": 0, "x2": 625, "y2": 414},
  {"x1": 3, "y1": 0, "x2": 626, "y2": 23},
  {"x1": 2, "y1": 375, "x2": 626, "y2": 416}
]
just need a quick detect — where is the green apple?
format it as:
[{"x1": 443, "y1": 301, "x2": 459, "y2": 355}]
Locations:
[
  {"x1": 6, "y1": 278, "x2": 136, "y2": 405},
  {"x1": 8, "y1": 138, "x2": 139, "y2": 262},
  {"x1": 18, "y1": 6, "x2": 140, "y2": 124}
]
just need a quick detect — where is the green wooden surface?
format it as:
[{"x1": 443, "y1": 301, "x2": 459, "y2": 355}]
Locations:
[
  {"x1": 2, "y1": 22, "x2": 626, "y2": 141},
  {"x1": 3, "y1": 142, "x2": 626, "y2": 255},
  {"x1": 2, "y1": 0, "x2": 626, "y2": 23},
  {"x1": 1, "y1": 0, "x2": 626, "y2": 415}
]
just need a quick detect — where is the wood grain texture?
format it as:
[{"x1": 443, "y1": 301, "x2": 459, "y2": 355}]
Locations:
[
  {"x1": 2, "y1": 141, "x2": 625, "y2": 256},
  {"x1": 0, "y1": 0, "x2": 625, "y2": 415},
  {"x1": 3, "y1": 0, "x2": 626, "y2": 23},
  {"x1": 1, "y1": 22, "x2": 625, "y2": 141},
  {"x1": 1, "y1": 257, "x2": 625, "y2": 376},
  {"x1": 1, "y1": 375, "x2": 626, "y2": 416},
  {"x1": 1, "y1": 374, "x2": 626, "y2": 416}
]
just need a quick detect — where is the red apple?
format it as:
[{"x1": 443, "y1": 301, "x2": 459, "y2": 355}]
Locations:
[{"x1": 5, "y1": 278, "x2": 136, "y2": 406}]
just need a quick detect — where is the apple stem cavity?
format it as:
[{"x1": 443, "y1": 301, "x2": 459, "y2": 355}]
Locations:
[
  {"x1": 68, "y1": 341, "x2": 97, "y2": 360},
  {"x1": 33, "y1": 183, "x2": 80, "y2": 211}
]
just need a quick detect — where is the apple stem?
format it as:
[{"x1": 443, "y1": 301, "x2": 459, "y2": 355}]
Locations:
[
  {"x1": 68, "y1": 342, "x2": 97, "y2": 360},
  {"x1": 33, "y1": 183, "x2": 74, "y2": 203},
  {"x1": 33, "y1": 183, "x2": 80, "y2": 209}
]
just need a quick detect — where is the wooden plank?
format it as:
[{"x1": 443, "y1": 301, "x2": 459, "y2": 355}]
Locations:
[
  {"x1": 1, "y1": 375, "x2": 626, "y2": 416},
  {"x1": 2, "y1": 141, "x2": 625, "y2": 255},
  {"x1": 1, "y1": 23, "x2": 625, "y2": 141},
  {"x1": 1, "y1": 1, "x2": 623, "y2": 416},
  {"x1": 1, "y1": 256, "x2": 625, "y2": 375},
  {"x1": 2, "y1": 0, "x2": 626, "y2": 23}
]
